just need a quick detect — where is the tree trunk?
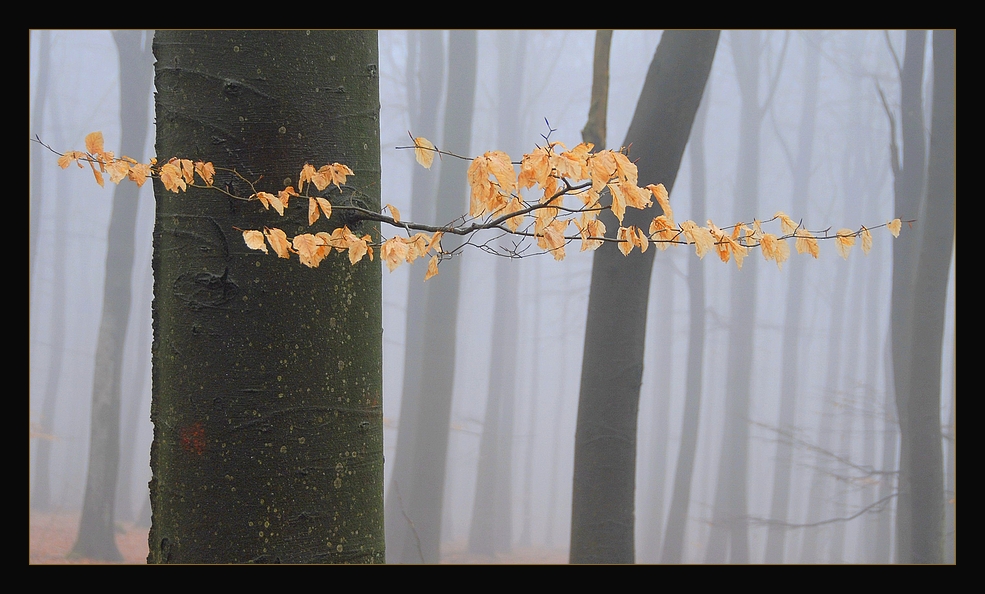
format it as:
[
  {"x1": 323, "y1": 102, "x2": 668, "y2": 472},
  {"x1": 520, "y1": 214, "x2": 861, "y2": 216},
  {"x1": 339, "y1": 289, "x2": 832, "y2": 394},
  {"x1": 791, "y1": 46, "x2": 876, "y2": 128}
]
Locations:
[
  {"x1": 384, "y1": 29, "x2": 444, "y2": 562},
  {"x1": 570, "y1": 30, "x2": 719, "y2": 564},
  {"x1": 148, "y1": 30, "x2": 384, "y2": 564},
  {"x1": 901, "y1": 28, "x2": 954, "y2": 564},
  {"x1": 660, "y1": 74, "x2": 710, "y2": 564},
  {"x1": 71, "y1": 30, "x2": 153, "y2": 561},
  {"x1": 388, "y1": 30, "x2": 477, "y2": 564},
  {"x1": 890, "y1": 29, "x2": 927, "y2": 564},
  {"x1": 763, "y1": 31, "x2": 820, "y2": 563},
  {"x1": 468, "y1": 30, "x2": 526, "y2": 556}
]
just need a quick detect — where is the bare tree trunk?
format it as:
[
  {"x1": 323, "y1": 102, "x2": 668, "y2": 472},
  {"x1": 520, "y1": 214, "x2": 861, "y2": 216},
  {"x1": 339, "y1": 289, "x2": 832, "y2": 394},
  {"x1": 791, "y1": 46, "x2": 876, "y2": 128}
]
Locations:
[
  {"x1": 901, "y1": 28, "x2": 953, "y2": 564},
  {"x1": 71, "y1": 31, "x2": 153, "y2": 561},
  {"x1": 570, "y1": 30, "x2": 719, "y2": 564},
  {"x1": 468, "y1": 30, "x2": 527, "y2": 556},
  {"x1": 390, "y1": 30, "x2": 477, "y2": 564},
  {"x1": 764, "y1": 31, "x2": 820, "y2": 563},
  {"x1": 384, "y1": 28, "x2": 444, "y2": 563},
  {"x1": 660, "y1": 74, "x2": 710, "y2": 564}
]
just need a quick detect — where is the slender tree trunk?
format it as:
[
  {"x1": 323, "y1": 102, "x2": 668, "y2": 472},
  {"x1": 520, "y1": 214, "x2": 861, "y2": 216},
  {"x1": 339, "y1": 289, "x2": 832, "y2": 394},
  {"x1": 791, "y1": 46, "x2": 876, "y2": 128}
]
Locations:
[
  {"x1": 660, "y1": 75, "x2": 710, "y2": 564},
  {"x1": 902, "y1": 28, "x2": 953, "y2": 564},
  {"x1": 890, "y1": 30, "x2": 927, "y2": 564},
  {"x1": 30, "y1": 30, "x2": 51, "y2": 281},
  {"x1": 570, "y1": 30, "x2": 719, "y2": 564},
  {"x1": 706, "y1": 30, "x2": 764, "y2": 564},
  {"x1": 764, "y1": 31, "x2": 820, "y2": 563},
  {"x1": 390, "y1": 30, "x2": 477, "y2": 564},
  {"x1": 71, "y1": 31, "x2": 153, "y2": 561},
  {"x1": 468, "y1": 30, "x2": 527, "y2": 556},
  {"x1": 384, "y1": 28, "x2": 444, "y2": 562},
  {"x1": 148, "y1": 30, "x2": 383, "y2": 564}
]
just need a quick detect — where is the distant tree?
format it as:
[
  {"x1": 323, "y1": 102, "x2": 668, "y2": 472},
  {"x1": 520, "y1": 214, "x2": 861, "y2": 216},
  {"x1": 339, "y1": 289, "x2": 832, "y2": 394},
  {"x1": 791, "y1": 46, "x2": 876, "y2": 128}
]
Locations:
[
  {"x1": 386, "y1": 30, "x2": 477, "y2": 564},
  {"x1": 570, "y1": 30, "x2": 719, "y2": 564},
  {"x1": 71, "y1": 30, "x2": 153, "y2": 561}
]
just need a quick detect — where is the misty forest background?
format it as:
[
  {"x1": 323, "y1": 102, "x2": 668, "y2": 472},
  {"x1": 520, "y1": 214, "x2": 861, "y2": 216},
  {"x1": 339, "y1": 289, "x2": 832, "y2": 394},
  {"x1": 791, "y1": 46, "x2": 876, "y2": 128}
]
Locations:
[{"x1": 29, "y1": 30, "x2": 955, "y2": 563}]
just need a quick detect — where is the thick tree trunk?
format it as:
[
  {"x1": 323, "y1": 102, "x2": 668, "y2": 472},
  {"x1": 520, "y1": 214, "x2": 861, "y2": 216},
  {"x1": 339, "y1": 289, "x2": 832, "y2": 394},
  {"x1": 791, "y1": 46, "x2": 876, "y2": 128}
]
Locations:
[
  {"x1": 71, "y1": 30, "x2": 153, "y2": 561},
  {"x1": 148, "y1": 30, "x2": 383, "y2": 564},
  {"x1": 570, "y1": 30, "x2": 719, "y2": 564}
]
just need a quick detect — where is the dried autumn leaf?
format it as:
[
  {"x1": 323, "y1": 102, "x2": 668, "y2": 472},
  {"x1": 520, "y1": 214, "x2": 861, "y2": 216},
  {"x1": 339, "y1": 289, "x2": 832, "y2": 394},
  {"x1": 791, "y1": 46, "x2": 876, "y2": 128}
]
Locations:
[
  {"x1": 494, "y1": 196, "x2": 523, "y2": 232},
  {"x1": 775, "y1": 211, "x2": 798, "y2": 234},
  {"x1": 85, "y1": 131, "x2": 104, "y2": 155},
  {"x1": 860, "y1": 226, "x2": 873, "y2": 255},
  {"x1": 542, "y1": 219, "x2": 568, "y2": 261},
  {"x1": 517, "y1": 145, "x2": 553, "y2": 190},
  {"x1": 127, "y1": 162, "x2": 152, "y2": 187},
  {"x1": 293, "y1": 233, "x2": 327, "y2": 268},
  {"x1": 680, "y1": 220, "x2": 715, "y2": 259},
  {"x1": 760, "y1": 233, "x2": 790, "y2": 270},
  {"x1": 617, "y1": 226, "x2": 634, "y2": 256},
  {"x1": 106, "y1": 160, "x2": 131, "y2": 184},
  {"x1": 425, "y1": 255, "x2": 440, "y2": 281},
  {"x1": 835, "y1": 228, "x2": 855, "y2": 259},
  {"x1": 298, "y1": 163, "x2": 317, "y2": 193},
  {"x1": 648, "y1": 184, "x2": 672, "y2": 227},
  {"x1": 794, "y1": 228, "x2": 819, "y2": 258},
  {"x1": 57, "y1": 151, "x2": 86, "y2": 169},
  {"x1": 257, "y1": 192, "x2": 284, "y2": 216},
  {"x1": 887, "y1": 218, "x2": 901, "y2": 238},
  {"x1": 159, "y1": 162, "x2": 186, "y2": 193},
  {"x1": 386, "y1": 203, "x2": 401, "y2": 223},
  {"x1": 381, "y1": 237, "x2": 410, "y2": 272},
  {"x1": 264, "y1": 228, "x2": 291, "y2": 259},
  {"x1": 414, "y1": 136, "x2": 436, "y2": 169},
  {"x1": 243, "y1": 230, "x2": 268, "y2": 254},
  {"x1": 575, "y1": 215, "x2": 606, "y2": 252},
  {"x1": 195, "y1": 161, "x2": 215, "y2": 186}
]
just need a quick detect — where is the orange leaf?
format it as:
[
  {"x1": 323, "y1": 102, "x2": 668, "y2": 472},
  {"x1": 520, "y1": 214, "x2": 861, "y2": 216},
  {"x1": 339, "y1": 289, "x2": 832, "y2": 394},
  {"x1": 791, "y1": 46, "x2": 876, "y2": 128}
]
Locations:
[
  {"x1": 414, "y1": 136, "x2": 436, "y2": 169},
  {"x1": 425, "y1": 255, "x2": 439, "y2": 281},
  {"x1": 264, "y1": 228, "x2": 291, "y2": 259},
  {"x1": 243, "y1": 230, "x2": 268, "y2": 254},
  {"x1": 835, "y1": 229, "x2": 855, "y2": 259},
  {"x1": 887, "y1": 218, "x2": 901, "y2": 238}
]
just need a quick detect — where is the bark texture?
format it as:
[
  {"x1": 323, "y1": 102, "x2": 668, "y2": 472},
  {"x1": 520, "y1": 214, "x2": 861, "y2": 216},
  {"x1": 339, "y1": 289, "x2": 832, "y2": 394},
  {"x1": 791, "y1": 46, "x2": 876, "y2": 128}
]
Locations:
[{"x1": 148, "y1": 30, "x2": 383, "y2": 564}]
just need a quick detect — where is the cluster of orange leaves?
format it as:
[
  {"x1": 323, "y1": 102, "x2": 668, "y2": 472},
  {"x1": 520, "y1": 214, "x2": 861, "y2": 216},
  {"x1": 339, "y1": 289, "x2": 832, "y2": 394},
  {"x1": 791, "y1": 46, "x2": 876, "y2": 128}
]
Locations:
[
  {"x1": 415, "y1": 136, "x2": 902, "y2": 270},
  {"x1": 57, "y1": 131, "x2": 903, "y2": 281}
]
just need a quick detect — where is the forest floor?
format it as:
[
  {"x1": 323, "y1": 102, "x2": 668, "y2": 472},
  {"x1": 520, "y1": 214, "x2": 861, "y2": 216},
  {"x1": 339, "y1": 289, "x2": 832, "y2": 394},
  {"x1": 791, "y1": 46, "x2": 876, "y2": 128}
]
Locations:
[{"x1": 29, "y1": 511, "x2": 568, "y2": 564}]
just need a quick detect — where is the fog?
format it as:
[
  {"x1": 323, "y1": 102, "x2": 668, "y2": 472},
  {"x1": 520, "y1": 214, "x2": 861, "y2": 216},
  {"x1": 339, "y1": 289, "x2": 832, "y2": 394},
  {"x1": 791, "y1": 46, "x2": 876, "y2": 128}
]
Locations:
[{"x1": 29, "y1": 30, "x2": 955, "y2": 563}]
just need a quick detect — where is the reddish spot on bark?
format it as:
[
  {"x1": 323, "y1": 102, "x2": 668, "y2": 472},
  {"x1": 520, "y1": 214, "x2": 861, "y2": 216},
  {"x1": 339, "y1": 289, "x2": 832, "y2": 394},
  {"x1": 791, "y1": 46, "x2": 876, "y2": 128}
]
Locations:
[{"x1": 180, "y1": 422, "x2": 206, "y2": 455}]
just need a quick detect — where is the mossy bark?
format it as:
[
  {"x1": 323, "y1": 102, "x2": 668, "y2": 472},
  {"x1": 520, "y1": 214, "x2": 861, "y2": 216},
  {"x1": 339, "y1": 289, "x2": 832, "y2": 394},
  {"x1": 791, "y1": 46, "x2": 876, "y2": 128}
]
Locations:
[{"x1": 148, "y1": 30, "x2": 383, "y2": 564}]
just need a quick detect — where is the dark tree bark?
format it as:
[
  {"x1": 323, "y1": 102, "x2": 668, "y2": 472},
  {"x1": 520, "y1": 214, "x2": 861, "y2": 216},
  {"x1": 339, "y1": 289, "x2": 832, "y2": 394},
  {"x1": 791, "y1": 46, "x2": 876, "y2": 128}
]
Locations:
[
  {"x1": 71, "y1": 30, "x2": 153, "y2": 561},
  {"x1": 388, "y1": 30, "x2": 477, "y2": 564},
  {"x1": 569, "y1": 30, "x2": 719, "y2": 564},
  {"x1": 148, "y1": 30, "x2": 383, "y2": 564},
  {"x1": 660, "y1": 74, "x2": 710, "y2": 564}
]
